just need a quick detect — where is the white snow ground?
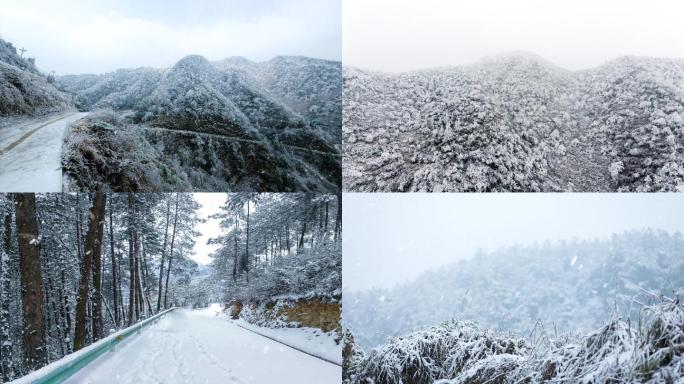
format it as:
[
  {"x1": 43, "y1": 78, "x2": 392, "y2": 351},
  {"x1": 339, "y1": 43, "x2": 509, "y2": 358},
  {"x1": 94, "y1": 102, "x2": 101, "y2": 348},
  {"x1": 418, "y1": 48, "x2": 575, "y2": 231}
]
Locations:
[
  {"x1": 0, "y1": 112, "x2": 87, "y2": 192},
  {"x1": 232, "y1": 319, "x2": 342, "y2": 365},
  {"x1": 60, "y1": 307, "x2": 341, "y2": 384}
]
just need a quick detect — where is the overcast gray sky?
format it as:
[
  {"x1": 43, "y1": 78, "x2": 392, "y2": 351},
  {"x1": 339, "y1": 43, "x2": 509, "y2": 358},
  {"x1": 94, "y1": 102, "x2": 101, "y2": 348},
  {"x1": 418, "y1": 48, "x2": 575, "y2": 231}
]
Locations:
[
  {"x1": 0, "y1": 0, "x2": 341, "y2": 74},
  {"x1": 192, "y1": 193, "x2": 225, "y2": 265},
  {"x1": 343, "y1": 0, "x2": 684, "y2": 72},
  {"x1": 344, "y1": 194, "x2": 684, "y2": 291}
]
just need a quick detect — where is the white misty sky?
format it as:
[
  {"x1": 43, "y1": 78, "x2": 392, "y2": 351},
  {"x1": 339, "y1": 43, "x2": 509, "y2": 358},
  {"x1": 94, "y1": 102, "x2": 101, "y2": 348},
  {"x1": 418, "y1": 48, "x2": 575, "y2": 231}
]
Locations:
[
  {"x1": 343, "y1": 0, "x2": 684, "y2": 72},
  {"x1": 192, "y1": 193, "x2": 226, "y2": 265},
  {"x1": 0, "y1": 0, "x2": 341, "y2": 74},
  {"x1": 344, "y1": 194, "x2": 684, "y2": 291}
]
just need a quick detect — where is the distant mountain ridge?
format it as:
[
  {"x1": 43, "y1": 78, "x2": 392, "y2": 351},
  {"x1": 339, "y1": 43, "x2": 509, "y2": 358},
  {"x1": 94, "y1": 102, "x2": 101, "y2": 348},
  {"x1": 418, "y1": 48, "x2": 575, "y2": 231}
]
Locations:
[
  {"x1": 343, "y1": 229, "x2": 684, "y2": 350},
  {"x1": 58, "y1": 54, "x2": 341, "y2": 151},
  {"x1": 343, "y1": 53, "x2": 684, "y2": 192},
  {"x1": 59, "y1": 54, "x2": 342, "y2": 192}
]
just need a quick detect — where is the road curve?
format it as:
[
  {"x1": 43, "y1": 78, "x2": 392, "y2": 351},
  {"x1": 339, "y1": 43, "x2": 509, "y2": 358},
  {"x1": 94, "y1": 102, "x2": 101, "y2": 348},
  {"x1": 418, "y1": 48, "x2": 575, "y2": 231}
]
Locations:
[{"x1": 0, "y1": 112, "x2": 88, "y2": 192}]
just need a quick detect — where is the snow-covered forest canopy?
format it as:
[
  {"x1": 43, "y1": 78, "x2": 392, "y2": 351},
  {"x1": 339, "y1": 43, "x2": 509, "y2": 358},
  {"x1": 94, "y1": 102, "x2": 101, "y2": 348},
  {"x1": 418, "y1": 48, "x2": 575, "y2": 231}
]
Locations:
[
  {"x1": 0, "y1": 192, "x2": 342, "y2": 382},
  {"x1": 343, "y1": 53, "x2": 684, "y2": 192},
  {"x1": 207, "y1": 193, "x2": 342, "y2": 304},
  {"x1": 58, "y1": 55, "x2": 341, "y2": 192},
  {"x1": 345, "y1": 230, "x2": 684, "y2": 350}
]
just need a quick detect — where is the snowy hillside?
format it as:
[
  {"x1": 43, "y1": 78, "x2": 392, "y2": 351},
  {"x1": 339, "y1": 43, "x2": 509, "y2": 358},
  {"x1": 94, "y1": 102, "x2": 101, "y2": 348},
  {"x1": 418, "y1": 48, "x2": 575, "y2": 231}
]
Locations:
[
  {"x1": 59, "y1": 67, "x2": 162, "y2": 111},
  {"x1": 57, "y1": 55, "x2": 341, "y2": 192},
  {"x1": 343, "y1": 53, "x2": 684, "y2": 192},
  {"x1": 0, "y1": 38, "x2": 71, "y2": 116},
  {"x1": 58, "y1": 54, "x2": 341, "y2": 150},
  {"x1": 344, "y1": 230, "x2": 684, "y2": 350}
]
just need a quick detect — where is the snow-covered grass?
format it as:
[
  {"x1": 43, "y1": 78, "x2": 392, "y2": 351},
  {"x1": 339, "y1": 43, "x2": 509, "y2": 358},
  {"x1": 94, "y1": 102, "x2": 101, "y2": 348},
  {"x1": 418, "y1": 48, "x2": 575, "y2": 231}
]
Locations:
[
  {"x1": 346, "y1": 321, "x2": 529, "y2": 384},
  {"x1": 345, "y1": 298, "x2": 684, "y2": 383}
]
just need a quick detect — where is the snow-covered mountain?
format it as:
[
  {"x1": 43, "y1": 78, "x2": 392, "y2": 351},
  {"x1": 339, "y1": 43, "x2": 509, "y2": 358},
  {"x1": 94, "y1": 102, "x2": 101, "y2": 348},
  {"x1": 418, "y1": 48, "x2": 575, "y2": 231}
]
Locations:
[
  {"x1": 59, "y1": 67, "x2": 162, "y2": 111},
  {"x1": 344, "y1": 230, "x2": 684, "y2": 350},
  {"x1": 343, "y1": 53, "x2": 684, "y2": 192},
  {"x1": 0, "y1": 37, "x2": 71, "y2": 116},
  {"x1": 58, "y1": 54, "x2": 341, "y2": 192},
  {"x1": 58, "y1": 54, "x2": 341, "y2": 151}
]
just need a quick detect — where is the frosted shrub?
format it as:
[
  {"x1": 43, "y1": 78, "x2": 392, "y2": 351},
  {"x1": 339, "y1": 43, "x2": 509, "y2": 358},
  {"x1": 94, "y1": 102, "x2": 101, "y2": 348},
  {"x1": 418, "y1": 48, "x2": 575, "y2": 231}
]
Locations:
[
  {"x1": 347, "y1": 298, "x2": 684, "y2": 384},
  {"x1": 347, "y1": 321, "x2": 529, "y2": 384}
]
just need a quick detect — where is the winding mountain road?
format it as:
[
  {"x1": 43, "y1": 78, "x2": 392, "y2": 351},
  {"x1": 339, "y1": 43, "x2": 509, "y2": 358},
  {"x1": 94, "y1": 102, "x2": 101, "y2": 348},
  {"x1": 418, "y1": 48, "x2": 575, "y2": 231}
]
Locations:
[{"x1": 0, "y1": 112, "x2": 87, "y2": 192}]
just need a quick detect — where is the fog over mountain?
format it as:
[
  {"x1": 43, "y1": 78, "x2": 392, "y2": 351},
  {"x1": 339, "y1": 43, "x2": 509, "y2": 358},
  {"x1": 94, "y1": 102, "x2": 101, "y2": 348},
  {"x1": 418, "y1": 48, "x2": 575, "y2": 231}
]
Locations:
[
  {"x1": 1, "y1": 0, "x2": 341, "y2": 74},
  {"x1": 343, "y1": 0, "x2": 684, "y2": 72}
]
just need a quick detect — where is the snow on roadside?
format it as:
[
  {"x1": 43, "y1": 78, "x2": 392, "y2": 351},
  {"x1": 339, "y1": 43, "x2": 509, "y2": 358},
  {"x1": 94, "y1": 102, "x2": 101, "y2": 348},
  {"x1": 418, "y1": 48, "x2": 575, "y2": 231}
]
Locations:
[
  {"x1": 199, "y1": 302, "x2": 341, "y2": 365},
  {"x1": 231, "y1": 318, "x2": 342, "y2": 366}
]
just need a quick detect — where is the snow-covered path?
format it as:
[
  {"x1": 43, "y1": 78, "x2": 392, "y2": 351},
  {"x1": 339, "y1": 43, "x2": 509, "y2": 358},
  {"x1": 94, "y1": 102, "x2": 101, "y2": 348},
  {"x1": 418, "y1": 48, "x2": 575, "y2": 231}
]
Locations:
[
  {"x1": 63, "y1": 308, "x2": 341, "y2": 384},
  {"x1": 0, "y1": 112, "x2": 87, "y2": 192}
]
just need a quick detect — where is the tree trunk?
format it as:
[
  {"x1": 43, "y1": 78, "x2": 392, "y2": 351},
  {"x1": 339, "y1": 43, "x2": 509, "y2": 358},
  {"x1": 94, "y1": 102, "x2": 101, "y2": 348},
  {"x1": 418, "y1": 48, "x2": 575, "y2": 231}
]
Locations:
[
  {"x1": 334, "y1": 193, "x2": 342, "y2": 242},
  {"x1": 47, "y1": 274, "x2": 64, "y2": 357},
  {"x1": 118, "y1": 249, "x2": 125, "y2": 326},
  {"x1": 156, "y1": 197, "x2": 171, "y2": 312},
  {"x1": 127, "y1": 194, "x2": 136, "y2": 325},
  {"x1": 109, "y1": 201, "x2": 119, "y2": 327},
  {"x1": 60, "y1": 269, "x2": 72, "y2": 353},
  {"x1": 285, "y1": 217, "x2": 291, "y2": 256},
  {"x1": 323, "y1": 200, "x2": 329, "y2": 244},
  {"x1": 244, "y1": 200, "x2": 250, "y2": 283},
  {"x1": 1, "y1": 201, "x2": 14, "y2": 381},
  {"x1": 133, "y1": 231, "x2": 142, "y2": 319},
  {"x1": 298, "y1": 219, "x2": 307, "y2": 252},
  {"x1": 140, "y1": 237, "x2": 153, "y2": 315},
  {"x1": 15, "y1": 193, "x2": 46, "y2": 369},
  {"x1": 91, "y1": 193, "x2": 106, "y2": 342},
  {"x1": 164, "y1": 194, "x2": 179, "y2": 308},
  {"x1": 233, "y1": 213, "x2": 239, "y2": 282},
  {"x1": 74, "y1": 191, "x2": 106, "y2": 351},
  {"x1": 57, "y1": 269, "x2": 69, "y2": 354}
]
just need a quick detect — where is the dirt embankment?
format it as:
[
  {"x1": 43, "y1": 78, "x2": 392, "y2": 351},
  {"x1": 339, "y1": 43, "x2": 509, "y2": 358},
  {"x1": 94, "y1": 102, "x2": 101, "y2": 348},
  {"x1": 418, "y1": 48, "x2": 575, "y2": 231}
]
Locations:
[{"x1": 229, "y1": 296, "x2": 341, "y2": 332}]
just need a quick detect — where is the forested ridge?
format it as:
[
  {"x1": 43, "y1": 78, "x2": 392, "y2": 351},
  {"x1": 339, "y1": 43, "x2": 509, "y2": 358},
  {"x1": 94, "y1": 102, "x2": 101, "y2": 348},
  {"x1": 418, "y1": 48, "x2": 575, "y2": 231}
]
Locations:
[
  {"x1": 58, "y1": 55, "x2": 341, "y2": 193},
  {"x1": 344, "y1": 229, "x2": 684, "y2": 350},
  {"x1": 343, "y1": 53, "x2": 684, "y2": 192}
]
